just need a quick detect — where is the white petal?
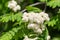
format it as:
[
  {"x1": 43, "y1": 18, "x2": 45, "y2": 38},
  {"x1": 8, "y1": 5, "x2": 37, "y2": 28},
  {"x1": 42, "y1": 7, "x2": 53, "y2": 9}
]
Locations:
[{"x1": 16, "y1": 5, "x2": 21, "y2": 10}]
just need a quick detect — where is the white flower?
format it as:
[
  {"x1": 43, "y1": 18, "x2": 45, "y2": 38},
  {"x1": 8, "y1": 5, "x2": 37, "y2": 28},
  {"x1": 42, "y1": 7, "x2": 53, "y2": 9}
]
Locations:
[
  {"x1": 12, "y1": 5, "x2": 21, "y2": 12},
  {"x1": 22, "y1": 17, "x2": 29, "y2": 22},
  {"x1": 34, "y1": 16, "x2": 44, "y2": 24},
  {"x1": 27, "y1": 23, "x2": 46, "y2": 34},
  {"x1": 8, "y1": 0, "x2": 17, "y2": 9},
  {"x1": 40, "y1": 24, "x2": 45, "y2": 31},
  {"x1": 22, "y1": 12, "x2": 50, "y2": 34},
  {"x1": 16, "y1": 5, "x2": 21, "y2": 10},
  {"x1": 34, "y1": 28, "x2": 42, "y2": 34},
  {"x1": 28, "y1": 14, "x2": 34, "y2": 22},
  {"x1": 23, "y1": 36, "x2": 29, "y2": 40},
  {"x1": 40, "y1": 12, "x2": 49, "y2": 17},
  {"x1": 22, "y1": 12, "x2": 46, "y2": 24},
  {"x1": 8, "y1": 0, "x2": 21, "y2": 12},
  {"x1": 22, "y1": 12, "x2": 29, "y2": 22},
  {"x1": 47, "y1": 35, "x2": 50, "y2": 40},
  {"x1": 39, "y1": 12, "x2": 50, "y2": 21},
  {"x1": 22, "y1": 12, "x2": 29, "y2": 18},
  {"x1": 12, "y1": 6, "x2": 18, "y2": 12},
  {"x1": 23, "y1": 35, "x2": 38, "y2": 40},
  {"x1": 27, "y1": 23, "x2": 39, "y2": 30}
]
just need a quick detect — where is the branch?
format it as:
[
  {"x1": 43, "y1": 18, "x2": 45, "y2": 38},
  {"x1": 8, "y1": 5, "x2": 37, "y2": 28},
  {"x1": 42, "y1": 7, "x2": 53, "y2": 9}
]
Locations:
[
  {"x1": 43, "y1": 1, "x2": 47, "y2": 12},
  {"x1": 21, "y1": 2, "x2": 44, "y2": 13},
  {"x1": 29, "y1": 2, "x2": 42, "y2": 6}
]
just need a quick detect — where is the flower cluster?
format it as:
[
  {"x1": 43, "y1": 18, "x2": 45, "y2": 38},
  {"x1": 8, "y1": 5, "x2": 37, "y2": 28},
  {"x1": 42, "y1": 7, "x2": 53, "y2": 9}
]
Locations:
[
  {"x1": 8, "y1": 0, "x2": 21, "y2": 12},
  {"x1": 22, "y1": 12, "x2": 50, "y2": 23},
  {"x1": 22, "y1": 12, "x2": 50, "y2": 40},
  {"x1": 27, "y1": 23, "x2": 45, "y2": 34},
  {"x1": 22, "y1": 12, "x2": 50, "y2": 34},
  {"x1": 23, "y1": 35, "x2": 38, "y2": 40}
]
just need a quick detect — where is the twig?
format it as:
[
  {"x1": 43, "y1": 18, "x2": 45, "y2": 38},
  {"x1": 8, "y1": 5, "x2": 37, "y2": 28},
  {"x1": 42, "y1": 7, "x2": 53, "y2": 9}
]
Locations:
[
  {"x1": 29, "y1": 2, "x2": 42, "y2": 6},
  {"x1": 43, "y1": 3, "x2": 46, "y2": 12},
  {"x1": 21, "y1": 9, "x2": 27, "y2": 13},
  {"x1": 21, "y1": 2, "x2": 44, "y2": 13},
  {"x1": 43, "y1": 0, "x2": 47, "y2": 12}
]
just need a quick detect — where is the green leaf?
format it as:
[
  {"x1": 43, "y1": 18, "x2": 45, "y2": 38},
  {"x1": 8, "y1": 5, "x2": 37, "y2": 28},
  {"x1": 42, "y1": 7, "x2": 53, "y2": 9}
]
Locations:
[
  {"x1": 43, "y1": 28, "x2": 48, "y2": 40},
  {"x1": 0, "y1": 27, "x2": 21, "y2": 40},
  {"x1": 0, "y1": 4, "x2": 2, "y2": 10},
  {"x1": 52, "y1": 37, "x2": 60, "y2": 40},
  {"x1": 47, "y1": 0, "x2": 60, "y2": 8},
  {"x1": 45, "y1": 17, "x2": 58, "y2": 27},
  {"x1": 26, "y1": 6, "x2": 42, "y2": 13}
]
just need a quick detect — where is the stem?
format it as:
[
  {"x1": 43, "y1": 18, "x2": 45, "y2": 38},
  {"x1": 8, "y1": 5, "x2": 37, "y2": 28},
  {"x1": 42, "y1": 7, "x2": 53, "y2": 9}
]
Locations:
[
  {"x1": 21, "y1": 9, "x2": 27, "y2": 13},
  {"x1": 21, "y1": 2, "x2": 44, "y2": 13},
  {"x1": 29, "y1": 2, "x2": 42, "y2": 6},
  {"x1": 43, "y1": 0, "x2": 47, "y2": 12},
  {"x1": 43, "y1": 3, "x2": 46, "y2": 12}
]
